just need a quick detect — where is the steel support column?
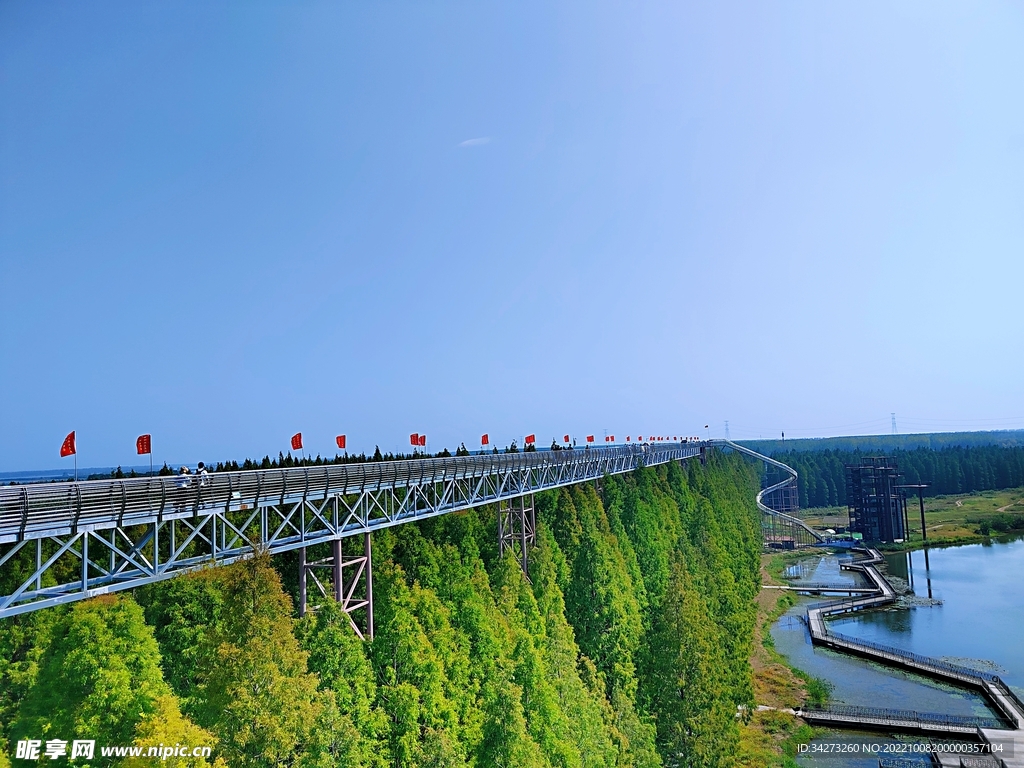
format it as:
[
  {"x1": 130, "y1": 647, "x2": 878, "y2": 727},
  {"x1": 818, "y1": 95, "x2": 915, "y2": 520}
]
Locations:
[
  {"x1": 298, "y1": 533, "x2": 373, "y2": 639},
  {"x1": 298, "y1": 546, "x2": 307, "y2": 618},
  {"x1": 364, "y1": 532, "x2": 373, "y2": 641},
  {"x1": 498, "y1": 494, "x2": 535, "y2": 579}
]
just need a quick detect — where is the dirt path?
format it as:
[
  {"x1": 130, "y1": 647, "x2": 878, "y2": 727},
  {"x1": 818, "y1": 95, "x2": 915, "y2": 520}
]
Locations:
[
  {"x1": 737, "y1": 554, "x2": 816, "y2": 766},
  {"x1": 751, "y1": 554, "x2": 807, "y2": 706}
]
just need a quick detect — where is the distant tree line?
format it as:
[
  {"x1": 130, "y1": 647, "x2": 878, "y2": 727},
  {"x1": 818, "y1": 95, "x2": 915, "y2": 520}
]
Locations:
[
  {"x1": 741, "y1": 429, "x2": 1024, "y2": 456},
  {"x1": 772, "y1": 445, "x2": 1024, "y2": 509}
]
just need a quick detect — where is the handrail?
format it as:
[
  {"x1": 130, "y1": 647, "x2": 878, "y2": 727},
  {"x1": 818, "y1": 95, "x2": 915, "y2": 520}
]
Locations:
[
  {"x1": 801, "y1": 704, "x2": 1006, "y2": 730},
  {"x1": 825, "y1": 630, "x2": 985, "y2": 679},
  {"x1": 713, "y1": 439, "x2": 825, "y2": 543},
  {"x1": 0, "y1": 442, "x2": 699, "y2": 544}
]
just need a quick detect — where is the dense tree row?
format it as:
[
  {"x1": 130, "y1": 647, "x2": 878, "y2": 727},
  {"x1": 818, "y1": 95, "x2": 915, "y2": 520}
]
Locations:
[
  {"x1": 742, "y1": 429, "x2": 1024, "y2": 456},
  {"x1": 0, "y1": 452, "x2": 761, "y2": 767},
  {"x1": 773, "y1": 445, "x2": 1024, "y2": 509}
]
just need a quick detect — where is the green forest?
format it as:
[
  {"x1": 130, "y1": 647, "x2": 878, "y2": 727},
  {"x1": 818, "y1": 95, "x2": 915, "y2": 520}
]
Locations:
[
  {"x1": 773, "y1": 445, "x2": 1024, "y2": 509},
  {"x1": 0, "y1": 453, "x2": 761, "y2": 768},
  {"x1": 740, "y1": 429, "x2": 1024, "y2": 456}
]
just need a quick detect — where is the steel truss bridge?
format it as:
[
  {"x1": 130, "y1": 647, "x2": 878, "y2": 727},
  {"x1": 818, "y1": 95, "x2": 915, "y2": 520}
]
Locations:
[
  {"x1": 0, "y1": 442, "x2": 704, "y2": 636},
  {"x1": 714, "y1": 440, "x2": 825, "y2": 548}
]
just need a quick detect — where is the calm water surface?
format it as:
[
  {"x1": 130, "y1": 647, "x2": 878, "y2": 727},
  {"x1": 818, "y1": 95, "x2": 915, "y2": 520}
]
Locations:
[
  {"x1": 771, "y1": 537, "x2": 1024, "y2": 767},
  {"x1": 833, "y1": 538, "x2": 1024, "y2": 692}
]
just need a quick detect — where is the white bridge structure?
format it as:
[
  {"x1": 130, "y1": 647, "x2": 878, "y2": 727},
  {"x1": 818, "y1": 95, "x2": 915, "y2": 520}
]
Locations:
[
  {"x1": 716, "y1": 440, "x2": 825, "y2": 547},
  {"x1": 0, "y1": 442, "x2": 705, "y2": 636}
]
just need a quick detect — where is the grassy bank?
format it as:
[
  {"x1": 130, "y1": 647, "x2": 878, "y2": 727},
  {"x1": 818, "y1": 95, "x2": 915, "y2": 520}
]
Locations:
[
  {"x1": 737, "y1": 550, "x2": 829, "y2": 767},
  {"x1": 800, "y1": 486, "x2": 1024, "y2": 549}
]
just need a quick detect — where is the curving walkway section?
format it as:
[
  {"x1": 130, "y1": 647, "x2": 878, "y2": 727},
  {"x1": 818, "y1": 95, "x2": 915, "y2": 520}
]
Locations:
[{"x1": 714, "y1": 440, "x2": 825, "y2": 546}]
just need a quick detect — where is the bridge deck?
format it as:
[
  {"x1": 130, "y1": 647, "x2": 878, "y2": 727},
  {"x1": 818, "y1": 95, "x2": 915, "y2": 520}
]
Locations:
[
  {"x1": 762, "y1": 584, "x2": 879, "y2": 594},
  {"x1": 0, "y1": 443, "x2": 701, "y2": 617},
  {"x1": 798, "y1": 705, "x2": 999, "y2": 736}
]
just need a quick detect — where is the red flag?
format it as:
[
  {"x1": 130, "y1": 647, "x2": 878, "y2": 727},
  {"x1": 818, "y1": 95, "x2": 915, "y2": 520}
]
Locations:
[
  {"x1": 410, "y1": 433, "x2": 419, "y2": 446},
  {"x1": 610, "y1": 436, "x2": 615, "y2": 442},
  {"x1": 136, "y1": 434, "x2": 152, "y2": 455},
  {"x1": 481, "y1": 434, "x2": 489, "y2": 445},
  {"x1": 638, "y1": 436, "x2": 643, "y2": 441},
  {"x1": 563, "y1": 434, "x2": 570, "y2": 443},
  {"x1": 60, "y1": 431, "x2": 76, "y2": 457},
  {"x1": 586, "y1": 435, "x2": 594, "y2": 443},
  {"x1": 525, "y1": 434, "x2": 536, "y2": 444},
  {"x1": 418, "y1": 434, "x2": 426, "y2": 446},
  {"x1": 291, "y1": 432, "x2": 303, "y2": 451},
  {"x1": 626, "y1": 436, "x2": 630, "y2": 441},
  {"x1": 336, "y1": 435, "x2": 347, "y2": 450}
]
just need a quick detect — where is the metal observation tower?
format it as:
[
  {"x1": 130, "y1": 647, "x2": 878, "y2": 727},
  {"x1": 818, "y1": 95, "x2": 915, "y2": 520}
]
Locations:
[{"x1": 0, "y1": 442, "x2": 704, "y2": 637}]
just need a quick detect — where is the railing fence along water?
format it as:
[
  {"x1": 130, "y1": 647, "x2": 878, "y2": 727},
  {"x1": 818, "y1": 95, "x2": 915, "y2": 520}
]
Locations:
[
  {"x1": 801, "y1": 704, "x2": 1006, "y2": 731},
  {"x1": 823, "y1": 627, "x2": 1024, "y2": 724},
  {"x1": 824, "y1": 628, "x2": 1003, "y2": 681}
]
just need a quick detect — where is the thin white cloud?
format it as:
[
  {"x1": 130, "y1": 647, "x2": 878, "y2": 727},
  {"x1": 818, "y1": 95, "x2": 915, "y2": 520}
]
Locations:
[{"x1": 458, "y1": 137, "x2": 491, "y2": 147}]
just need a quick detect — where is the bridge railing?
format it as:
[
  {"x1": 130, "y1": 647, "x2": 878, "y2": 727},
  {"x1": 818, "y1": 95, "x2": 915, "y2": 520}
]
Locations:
[
  {"x1": 0, "y1": 443, "x2": 698, "y2": 544},
  {"x1": 801, "y1": 703, "x2": 1007, "y2": 730},
  {"x1": 785, "y1": 581, "x2": 872, "y2": 591},
  {"x1": 714, "y1": 440, "x2": 826, "y2": 545},
  {"x1": 823, "y1": 628, "x2": 1004, "y2": 685}
]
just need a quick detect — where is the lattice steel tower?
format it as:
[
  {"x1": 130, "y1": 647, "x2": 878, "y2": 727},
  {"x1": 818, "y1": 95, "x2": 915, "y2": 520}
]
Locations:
[{"x1": 846, "y1": 457, "x2": 908, "y2": 543}]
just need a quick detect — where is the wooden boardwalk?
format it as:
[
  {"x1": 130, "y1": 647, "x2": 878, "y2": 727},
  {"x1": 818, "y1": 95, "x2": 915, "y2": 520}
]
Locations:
[
  {"x1": 763, "y1": 583, "x2": 880, "y2": 594},
  {"x1": 801, "y1": 548, "x2": 1024, "y2": 767}
]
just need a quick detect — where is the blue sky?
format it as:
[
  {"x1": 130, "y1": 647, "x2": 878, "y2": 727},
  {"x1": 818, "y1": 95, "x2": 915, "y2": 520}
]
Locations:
[{"x1": 2, "y1": 2, "x2": 1023, "y2": 471}]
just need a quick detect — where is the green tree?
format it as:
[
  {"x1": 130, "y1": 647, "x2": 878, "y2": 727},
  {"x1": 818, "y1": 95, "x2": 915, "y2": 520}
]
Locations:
[
  {"x1": 11, "y1": 595, "x2": 187, "y2": 765},
  {"x1": 645, "y1": 557, "x2": 737, "y2": 768},
  {"x1": 137, "y1": 568, "x2": 225, "y2": 713},
  {"x1": 368, "y1": 562, "x2": 465, "y2": 768},
  {"x1": 123, "y1": 694, "x2": 225, "y2": 768},
  {"x1": 195, "y1": 554, "x2": 332, "y2": 768},
  {"x1": 477, "y1": 674, "x2": 545, "y2": 768},
  {"x1": 296, "y1": 599, "x2": 389, "y2": 767}
]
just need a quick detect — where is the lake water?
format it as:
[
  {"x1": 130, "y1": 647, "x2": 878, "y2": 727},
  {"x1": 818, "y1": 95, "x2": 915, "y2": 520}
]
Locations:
[{"x1": 770, "y1": 537, "x2": 1024, "y2": 767}]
